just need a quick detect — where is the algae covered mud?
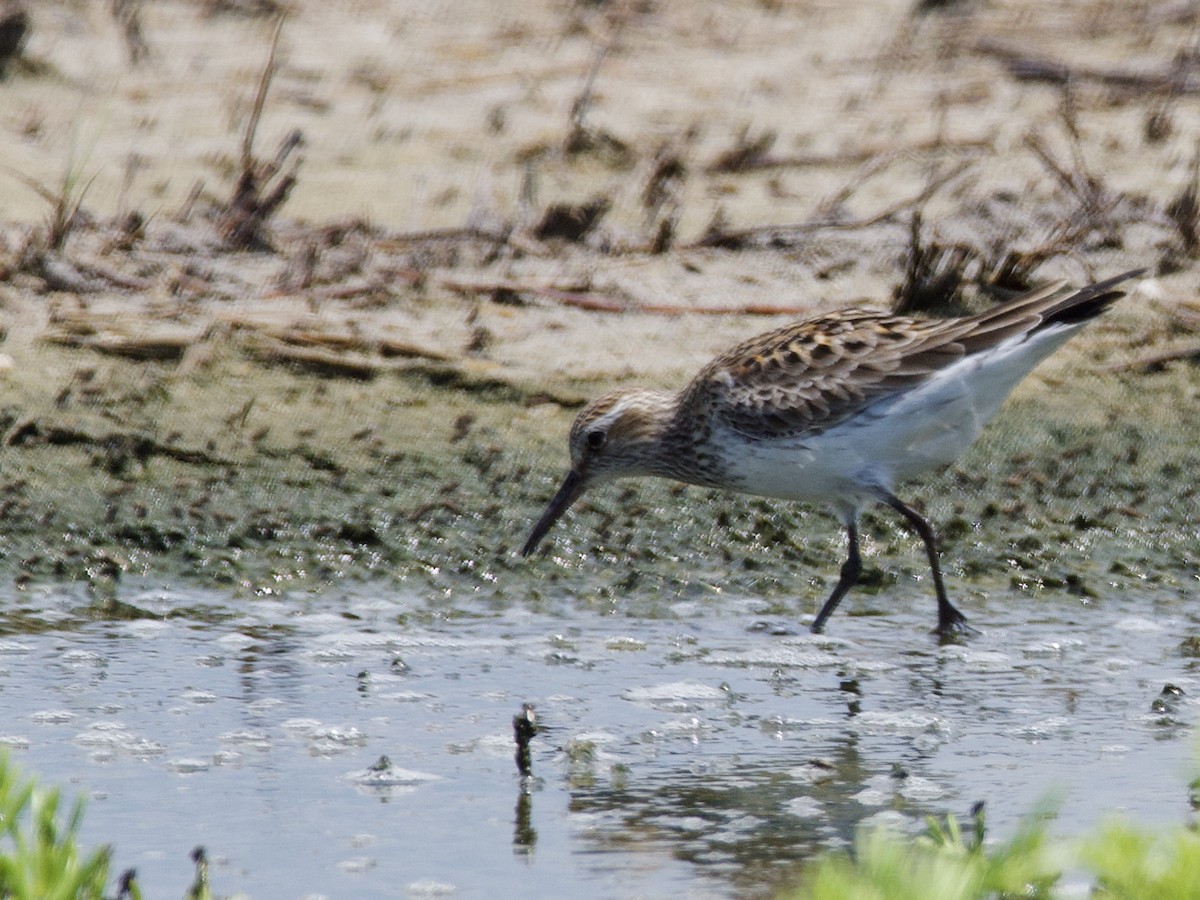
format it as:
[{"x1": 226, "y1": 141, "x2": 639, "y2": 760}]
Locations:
[
  {"x1": 0, "y1": 0, "x2": 1199, "y2": 896},
  {"x1": 3, "y1": 269, "x2": 1199, "y2": 899}
]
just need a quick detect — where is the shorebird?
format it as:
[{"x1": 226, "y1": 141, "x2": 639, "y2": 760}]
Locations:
[{"x1": 521, "y1": 269, "x2": 1144, "y2": 635}]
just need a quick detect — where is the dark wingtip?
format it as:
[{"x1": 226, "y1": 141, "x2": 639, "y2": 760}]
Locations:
[{"x1": 1045, "y1": 267, "x2": 1147, "y2": 327}]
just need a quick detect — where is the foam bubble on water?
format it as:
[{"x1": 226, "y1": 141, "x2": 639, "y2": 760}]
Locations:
[
  {"x1": 60, "y1": 649, "x2": 106, "y2": 667},
  {"x1": 349, "y1": 765, "x2": 440, "y2": 789},
  {"x1": 405, "y1": 878, "x2": 458, "y2": 896},
  {"x1": 708, "y1": 643, "x2": 844, "y2": 669},
  {"x1": 847, "y1": 709, "x2": 946, "y2": 735},
  {"x1": 1009, "y1": 716, "x2": 1072, "y2": 739},
  {"x1": 180, "y1": 689, "x2": 218, "y2": 704},
  {"x1": 219, "y1": 729, "x2": 273, "y2": 751},
  {"x1": 309, "y1": 646, "x2": 357, "y2": 663},
  {"x1": 73, "y1": 721, "x2": 167, "y2": 757},
  {"x1": 122, "y1": 620, "x2": 172, "y2": 639},
  {"x1": 623, "y1": 681, "x2": 729, "y2": 706},
  {"x1": 216, "y1": 633, "x2": 258, "y2": 651},
  {"x1": 168, "y1": 758, "x2": 210, "y2": 775},
  {"x1": 785, "y1": 795, "x2": 825, "y2": 818},
  {"x1": 283, "y1": 719, "x2": 367, "y2": 755},
  {"x1": 1022, "y1": 638, "x2": 1085, "y2": 658},
  {"x1": 788, "y1": 760, "x2": 838, "y2": 785},
  {"x1": 858, "y1": 809, "x2": 914, "y2": 831},
  {"x1": 1114, "y1": 616, "x2": 1164, "y2": 633},
  {"x1": 379, "y1": 690, "x2": 436, "y2": 703},
  {"x1": 74, "y1": 722, "x2": 136, "y2": 746},
  {"x1": 30, "y1": 709, "x2": 75, "y2": 724},
  {"x1": 853, "y1": 786, "x2": 892, "y2": 806},
  {"x1": 897, "y1": 775, "x2": 950, "y2": 802},
  {"x1": 956, "y1": 650, "x2": 1015, "y2": 671},
  {"x1": 245, "y1": 698, "x2": 286, "y2": 714}
]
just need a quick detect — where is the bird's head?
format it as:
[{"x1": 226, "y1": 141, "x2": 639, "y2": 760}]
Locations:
[{"x1": 521, "y1": 389, "x2": 675, "y2": 557}]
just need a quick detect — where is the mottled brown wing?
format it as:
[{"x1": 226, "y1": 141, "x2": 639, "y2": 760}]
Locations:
[
  {"x1": 678, "y1": 309, "x2": 975, "y2": 440},
  {"x1": 679, "y1": 270, "x2": 1140, "y2": 442}
]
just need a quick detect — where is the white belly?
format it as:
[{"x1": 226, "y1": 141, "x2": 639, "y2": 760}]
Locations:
[{"x1": 719, "y1": 323, "x2": 1081, "y2": 504}]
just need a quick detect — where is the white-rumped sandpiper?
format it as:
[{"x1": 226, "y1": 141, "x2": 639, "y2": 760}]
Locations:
[{"x1": 523, "y1": 269, "x2": 1144, "y2": 635}]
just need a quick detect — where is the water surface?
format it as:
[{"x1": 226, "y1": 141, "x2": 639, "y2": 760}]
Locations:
[{"x1": 1, "y1": 580, "x2": 1197, "y2": 898}]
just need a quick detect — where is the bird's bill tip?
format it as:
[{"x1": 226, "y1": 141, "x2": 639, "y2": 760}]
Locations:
[{"x1": 521, "y1": 470, "x2": 585, "y2": 557}]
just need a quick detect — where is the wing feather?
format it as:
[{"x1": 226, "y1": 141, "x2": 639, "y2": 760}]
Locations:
[{"x1": 678, "y1": 270, "x2": 1141, "y2": 441}]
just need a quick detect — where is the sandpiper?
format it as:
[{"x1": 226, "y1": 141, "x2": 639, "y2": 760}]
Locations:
[{"x1": 522, "y1": 269, "x2": 1144, "y2": 635}]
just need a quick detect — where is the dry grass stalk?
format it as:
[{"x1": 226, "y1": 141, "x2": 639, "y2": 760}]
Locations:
[
  {"x1": 530, "y1": 198, "x2": 610, "y2": 243},
  {"x1": 217, "y1": 16, "x2": 303, "y2": 249},
  {"x1": 4, "y1": 163, "x2": 97, "y2": 254},
  {"x1": 977, "y1": 38, "x2": 1200, "y2": 94},
  {"x1": 110, "y1": 0, "x2": 150, "y2": 65},
  {"x1": 0, "y1": 3, "x2": 28, "y2": 77},
  {"x1": 200, "y1": 0, "x2": 285, "y2": 18},
  {"x1": 691, "y1": 158, "x2": 972, "y2": 250},
  {"x1": 1165, "y1": 149, "x2": 1200, "y2": 255},
  {"x1": 892, "y1": 212, "x2": 975, "y2": 316},
  {"x1": 707, "y1": 128, "x2": 777, "y2": 174},
  {"x1": 640, "y1": 136, "x2": 691, "y2": 253}
]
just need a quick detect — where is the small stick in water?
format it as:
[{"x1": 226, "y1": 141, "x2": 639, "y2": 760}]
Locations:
[{"x1": 513, "y1": 703, "x2": 538, "y2": 777}]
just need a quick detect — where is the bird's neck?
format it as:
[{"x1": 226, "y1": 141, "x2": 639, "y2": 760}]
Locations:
[{"x1": 649, "y1": 393, "x2": 727, "y2": 488}]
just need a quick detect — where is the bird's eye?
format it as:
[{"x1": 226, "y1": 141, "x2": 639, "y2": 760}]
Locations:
[{"x1": 585, "y1": 429, "x2": 607, "y2": 450}]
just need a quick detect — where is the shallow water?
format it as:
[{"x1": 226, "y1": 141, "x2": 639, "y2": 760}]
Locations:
[{"x1": 2, "y1": 579, "x2": 1198, "y2": 898}]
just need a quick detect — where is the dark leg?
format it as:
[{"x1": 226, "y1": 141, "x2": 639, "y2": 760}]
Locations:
[
  {"x1": 880, "y1": 493, "x2": 971, "y2": 635},
  {"x1": 811, "y1": 521, "x2": 862, "y2": 634}
]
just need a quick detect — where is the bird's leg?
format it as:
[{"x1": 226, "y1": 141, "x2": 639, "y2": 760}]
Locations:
[
  {"x1": 880, "y1": 493, "x2": 971, "y2": 635},
  {"x1": 810, "y1": 520, "x2": 861, "y2": 634}
]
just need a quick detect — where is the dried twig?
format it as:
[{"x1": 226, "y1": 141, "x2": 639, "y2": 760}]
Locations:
[
  {"x1": 1103, "y1": 344, "x2": 1200, "y2": 373},
  {"x1": 707, "y1": 128, "x2": 777, "y2": 174},
  {"x1": 3, "y1": 163, "x2": 98, "y2": 253},
  {"x1": 110, "y1": 0, "x2": 150, "y2": 65},
  {"x1": 1166, "y1": 148, "x2": 1200, "y2": 254},
  {"x1": 690, "y1": 158, "x2": 973, "y2": 250},
  {"x1": 892, "y1": 212, "x2": 975, "y2": 315},
  {"x1": 530, "y1": 198, "x2": 610, "y2": 243},
  {"x1": 979, "y1": 214, "x2": 1097, "y2": 294},
  {"x1": 1022, "y1": 102, "x2": 1122, "y2": 250},
  {"x1": 218, "y1": 16, "x2": 303, "y2": 249},
  {"x1": 977, "y1": 38, "x2": 1200, "y2": 93},
  {"x1": 705, "y1": 136, "x2": 992, "y2": 174},
  {"x1": 561, "y1": 26, "x2": 633, "y2": 167},
  {"x1": 439, "y1": 275, "x2": 815, "y2": 315},
  {"x1": 0, "y1": 3, "x2": 28, "y2": 76},
  {"x1": 242, "y1": 16, "x2": 283, "y2": 172}
]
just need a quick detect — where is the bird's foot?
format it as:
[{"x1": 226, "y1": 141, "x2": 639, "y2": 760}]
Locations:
[{"x1": 933, "y1": 605, "x2": 977, "y2": 641}]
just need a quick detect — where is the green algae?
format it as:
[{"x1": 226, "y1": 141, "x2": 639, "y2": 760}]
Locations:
[{"x1": 0, "y1": 330, "x2": 1196, "y2": 628}]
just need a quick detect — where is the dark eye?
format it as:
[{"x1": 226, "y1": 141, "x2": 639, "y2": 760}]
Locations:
[{"x1": 585, "y1": 429, "x2": 607, "y2": 450}]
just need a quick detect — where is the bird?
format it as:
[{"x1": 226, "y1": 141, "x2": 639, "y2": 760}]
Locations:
[{"x1": 521, "y1": 268, "x2": 1145, "y2": 635}]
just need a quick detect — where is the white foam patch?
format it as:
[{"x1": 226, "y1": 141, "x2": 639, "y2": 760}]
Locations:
[{"x1": 623, "y1": 681, "x2": 728, "y2": 705}]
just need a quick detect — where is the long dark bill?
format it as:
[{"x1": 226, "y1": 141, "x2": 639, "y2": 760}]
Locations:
[{"x1": 521, "y1": 470, "x2": 586, "y2": 557}]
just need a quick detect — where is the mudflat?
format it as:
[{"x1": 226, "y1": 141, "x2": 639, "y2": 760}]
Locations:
[{"x1": 0, "y1": 1, "x2": 1195, "y2": 600}]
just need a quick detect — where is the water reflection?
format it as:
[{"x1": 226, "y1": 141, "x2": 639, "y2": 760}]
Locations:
[
  {"x1": 514, "y1": 788, "x2": 536, "y2": 858},
  {"x1": 0, "y1": 580, "x2": 1194, "y2": 898}
]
